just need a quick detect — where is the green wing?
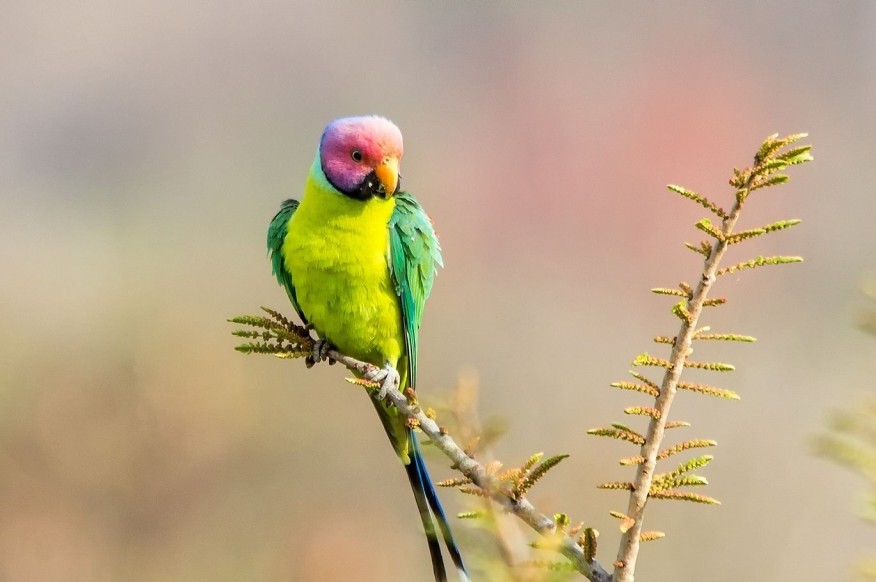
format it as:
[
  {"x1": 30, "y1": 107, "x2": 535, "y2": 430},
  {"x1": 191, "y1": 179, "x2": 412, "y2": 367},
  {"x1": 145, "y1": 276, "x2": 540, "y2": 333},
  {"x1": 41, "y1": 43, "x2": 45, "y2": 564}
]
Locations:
[
  {"x1": 267, "y1": 199, "x2": 307, "y2": 324},
  {"x1": 388, "y1": 192, "x2": 443, "y2": 389}
]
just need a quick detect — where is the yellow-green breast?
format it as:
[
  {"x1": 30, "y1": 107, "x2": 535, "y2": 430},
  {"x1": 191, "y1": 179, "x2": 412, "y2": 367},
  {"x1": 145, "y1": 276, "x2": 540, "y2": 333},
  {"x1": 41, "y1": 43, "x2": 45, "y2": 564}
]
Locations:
[{"x1": 282, "y1": 172, "x2": 405, "y2": 370}]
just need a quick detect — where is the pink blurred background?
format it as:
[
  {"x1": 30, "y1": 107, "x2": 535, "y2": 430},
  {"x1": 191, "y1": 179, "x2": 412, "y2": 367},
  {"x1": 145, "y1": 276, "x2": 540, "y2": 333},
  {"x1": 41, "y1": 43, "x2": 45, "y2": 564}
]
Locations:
[{"x1": 2, "y1": 2, "x2": 875, "y2": 580}]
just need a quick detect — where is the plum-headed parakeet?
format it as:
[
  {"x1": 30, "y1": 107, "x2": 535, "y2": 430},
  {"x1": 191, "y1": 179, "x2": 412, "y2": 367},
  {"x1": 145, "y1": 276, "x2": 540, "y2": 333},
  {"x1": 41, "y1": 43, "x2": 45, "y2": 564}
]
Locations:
[{"x1": 267, "y1": 116, "x2": 467, "y2": 581}]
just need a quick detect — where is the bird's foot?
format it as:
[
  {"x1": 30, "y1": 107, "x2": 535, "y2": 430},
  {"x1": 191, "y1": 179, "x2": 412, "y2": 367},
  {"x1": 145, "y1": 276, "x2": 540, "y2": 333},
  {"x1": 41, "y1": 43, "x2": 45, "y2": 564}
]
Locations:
[
  {"x1": 305, "y1": 338, "x2": 334, "y2": 368},
  {"x1": 364, "y1": 363, "x2": 401, "y2": 401}
]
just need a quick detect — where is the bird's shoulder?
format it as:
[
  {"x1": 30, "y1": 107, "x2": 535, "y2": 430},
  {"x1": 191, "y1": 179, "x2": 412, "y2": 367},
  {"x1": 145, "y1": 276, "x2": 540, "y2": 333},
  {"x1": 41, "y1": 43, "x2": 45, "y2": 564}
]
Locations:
[
  {"x1": 268, "y1": 198, "x2": 299, "y2": 248},
  {"x1": 389, "y1": 192, "x2": 443, "y2": 269}
]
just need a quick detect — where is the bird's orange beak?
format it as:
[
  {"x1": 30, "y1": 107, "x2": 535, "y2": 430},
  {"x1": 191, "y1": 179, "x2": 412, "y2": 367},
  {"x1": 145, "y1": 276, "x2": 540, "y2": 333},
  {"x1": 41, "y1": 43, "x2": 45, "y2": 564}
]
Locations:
[{"x1": 374, "y1": 156, "x2": 399, "y2": 198}]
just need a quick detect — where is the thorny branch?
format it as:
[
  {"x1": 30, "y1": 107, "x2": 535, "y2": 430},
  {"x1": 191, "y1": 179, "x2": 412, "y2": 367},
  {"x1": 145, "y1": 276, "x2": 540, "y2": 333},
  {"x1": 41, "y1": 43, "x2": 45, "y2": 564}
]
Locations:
[
  {"x1": 235, "y1": 312, "x2": 609, "y2": 579},
  {"x1": 611, "y1": 134, "x2": 810, "y2": 582},
  {"x1": 327, "y1": 347, "x2": 612, "y2": 582},
  {"x1": 611, "y1": 207, "x2": 739, "y2": 580}
]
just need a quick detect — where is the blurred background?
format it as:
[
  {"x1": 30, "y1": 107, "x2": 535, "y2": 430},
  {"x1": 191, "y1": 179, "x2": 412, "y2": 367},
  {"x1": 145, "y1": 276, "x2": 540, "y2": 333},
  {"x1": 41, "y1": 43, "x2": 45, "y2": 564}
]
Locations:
[{"x1": 2, "y1": 2, "x2": 876, "y2": 580}]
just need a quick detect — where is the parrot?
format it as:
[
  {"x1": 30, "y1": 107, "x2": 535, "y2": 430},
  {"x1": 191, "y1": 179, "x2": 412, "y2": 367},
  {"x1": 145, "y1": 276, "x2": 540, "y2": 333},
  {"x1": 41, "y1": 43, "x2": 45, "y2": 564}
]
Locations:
[{"x1": 267, "y1": 116, "x2": 468, "y2": 581}]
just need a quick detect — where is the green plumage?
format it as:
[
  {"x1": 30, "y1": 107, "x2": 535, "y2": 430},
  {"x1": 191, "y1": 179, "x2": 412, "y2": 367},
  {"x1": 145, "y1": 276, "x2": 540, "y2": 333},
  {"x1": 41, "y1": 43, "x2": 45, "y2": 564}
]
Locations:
[
  {"x1": 388, "y1": 193, "x2": 444, "y2": 388},
  {"x1": 267, "y1": 199, "x2": 305, "y2": 324},
  {"x1": 268, "y1": 192, "x2": 441, "y2": 391},
  {"x1": 269, "y1": 187, "x2": 442, "y2": 467}
]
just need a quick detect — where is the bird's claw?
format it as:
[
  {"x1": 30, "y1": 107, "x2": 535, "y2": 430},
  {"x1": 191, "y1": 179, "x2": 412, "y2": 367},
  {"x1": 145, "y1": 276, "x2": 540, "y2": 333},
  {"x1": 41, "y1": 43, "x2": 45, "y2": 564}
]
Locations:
[
  {"x1": 364, "y1": 363, "x2": 401, "y2": 401},
  {"x1": 305, "y1": 339, "x2": 334, "y2": 368}
]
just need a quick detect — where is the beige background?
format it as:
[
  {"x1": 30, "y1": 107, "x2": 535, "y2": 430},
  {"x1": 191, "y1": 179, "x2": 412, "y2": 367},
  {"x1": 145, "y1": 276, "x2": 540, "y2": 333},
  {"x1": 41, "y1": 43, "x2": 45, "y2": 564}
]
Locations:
[{"x1": 2, "y1": 2, "x2": 875, "y2": 580}]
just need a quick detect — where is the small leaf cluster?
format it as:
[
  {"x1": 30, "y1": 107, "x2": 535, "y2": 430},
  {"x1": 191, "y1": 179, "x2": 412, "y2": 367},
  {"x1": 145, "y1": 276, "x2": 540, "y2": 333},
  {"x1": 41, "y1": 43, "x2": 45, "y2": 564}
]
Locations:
[
  {"x1": 439, "y1": 452, "x2": 609, "y2": 577},
  {"x1": 522, "y1": 524, "x2": 601, "y2": 577},
  {"x1": 437, "y1": 452, "x2": 570, "y2": 502},
  {"x1": 229, "y1": 307, "x2": 315, "y2": 358}
]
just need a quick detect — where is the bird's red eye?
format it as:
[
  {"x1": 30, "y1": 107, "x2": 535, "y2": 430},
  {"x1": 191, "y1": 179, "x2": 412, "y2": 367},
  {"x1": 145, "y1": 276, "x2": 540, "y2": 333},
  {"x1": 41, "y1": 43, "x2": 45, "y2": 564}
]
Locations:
[{"x1": 351, "y1": 150, "x2": 363, "y2": 162}]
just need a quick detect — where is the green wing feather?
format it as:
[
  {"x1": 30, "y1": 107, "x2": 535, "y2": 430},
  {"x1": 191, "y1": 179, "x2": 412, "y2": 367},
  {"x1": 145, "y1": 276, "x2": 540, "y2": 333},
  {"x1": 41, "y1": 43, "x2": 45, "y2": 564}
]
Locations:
[
  {"x1": 388, "y1": 192, "x2": 443, "y2": 389},
  {"x1": 389, "y1": 195, "x2": 465, "y2": 578},
  {"x1": 267, "y1": 199, "x2": 307, "y2": 324}
]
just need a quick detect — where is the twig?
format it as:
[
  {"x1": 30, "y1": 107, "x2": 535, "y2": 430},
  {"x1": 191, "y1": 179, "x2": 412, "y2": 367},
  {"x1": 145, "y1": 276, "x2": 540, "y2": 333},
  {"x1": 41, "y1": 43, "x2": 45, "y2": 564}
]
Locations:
[
  {"x1": 325, "y1": 348, "x2": 612, "y2": 582},
  {"x1": 612, "y1": 169, "x2": 761, "y2": 580}
]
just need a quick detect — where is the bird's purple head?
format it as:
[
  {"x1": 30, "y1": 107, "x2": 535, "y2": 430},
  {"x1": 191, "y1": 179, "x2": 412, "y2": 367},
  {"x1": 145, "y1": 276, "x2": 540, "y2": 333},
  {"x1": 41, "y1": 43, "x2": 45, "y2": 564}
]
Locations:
[{"x1": 318, "y1": 116, "x2": 404, "y2": 200}]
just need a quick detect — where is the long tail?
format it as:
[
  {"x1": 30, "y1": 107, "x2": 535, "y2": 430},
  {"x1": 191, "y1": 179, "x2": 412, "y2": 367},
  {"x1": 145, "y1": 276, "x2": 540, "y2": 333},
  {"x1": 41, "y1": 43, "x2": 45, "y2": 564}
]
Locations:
[{"x1": 404, "y1": 430, "x2": 469, "y2": 582}]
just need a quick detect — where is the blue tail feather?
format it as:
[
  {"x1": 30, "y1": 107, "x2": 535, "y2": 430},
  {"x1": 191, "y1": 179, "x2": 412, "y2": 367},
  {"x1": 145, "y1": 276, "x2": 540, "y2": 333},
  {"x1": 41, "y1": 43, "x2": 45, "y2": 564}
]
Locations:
[
  {"x1": 407, "y1": 431, "x2": 469, "y2": 581},
  {"x1": 404, "y1": 446, "x2": 447, "y2": 581}
]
